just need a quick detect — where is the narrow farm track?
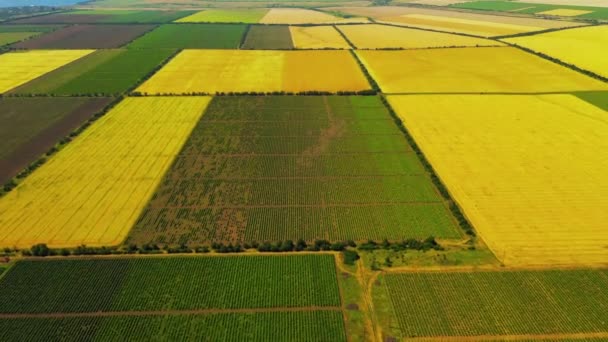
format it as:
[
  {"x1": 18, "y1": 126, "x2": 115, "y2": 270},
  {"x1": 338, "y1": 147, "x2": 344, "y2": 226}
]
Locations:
[{"x1": 0, "y1": 306, "x2": 342, "y2": 319}]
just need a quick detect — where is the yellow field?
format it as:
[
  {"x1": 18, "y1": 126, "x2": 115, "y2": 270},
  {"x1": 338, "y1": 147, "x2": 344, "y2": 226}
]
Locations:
[
  {"x1": 537, "y1": 8, "x2": 592, "y2": 16},
  {"x1": 137, "y1": 50, "x2": 370, "y2": 94},
  {"x1": 174, "y1": 8, "x2": 268, "y2": 23},
  {"x1": 289, "y1": 26, "x2": 350, "y2": 49},
  {"x1": 337, "y1": 24, "x2": 503, "y2": 49},
  {"x1": 0, "y1": 97, "x2": 210, "y2": 248},
  {"x1": 259, "y1": 8, "x2": 368, "y2": 24},
  {"x1": 379, "y1": 14, "x2": 545, "y2": 37},
  {"x1": 388, "y1": 94, "x2": 608, "y2": 266},
  {"x1": 0, "y1": 50, "x2": 94, "y2": 94},
  {"x1": 505, "y1": 25, "x2": 608, "y2": 79},
  {"x1": 357, "y1": 47, "x2": 608, "y2": 93}
]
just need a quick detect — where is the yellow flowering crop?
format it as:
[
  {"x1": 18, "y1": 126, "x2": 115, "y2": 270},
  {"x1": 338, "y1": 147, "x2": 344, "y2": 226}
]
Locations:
[
  {"x1": 505, "y1": 25, "x2": 608, "y2": 78},
  {"x1": 0, "y1": 97, "x2": 210, "y2": 248},
  {"x1": 137, "y1": 50, "x2": 370, "y2": 94},
  {"x1": 289, "y1": 26, "x2": 350, "y2": 49},
  {"x1": 537, "y1": 9, "x2": 592, "y2": 16},
  {"x1": 260, "y1": 8, "x2": 368, "y2": 24},
  {"x1": 0, "y1": 50, "x2": 94, "y2": 94},
  {"x1": 357, "y1": 47, "x2": 608, "y2": 93},
  {"x1": 337, "y1": 24, "x2": 503, "y2": 49},
  {"x1": 389, "y1": 94, "x2": 608, "y2": 266}
]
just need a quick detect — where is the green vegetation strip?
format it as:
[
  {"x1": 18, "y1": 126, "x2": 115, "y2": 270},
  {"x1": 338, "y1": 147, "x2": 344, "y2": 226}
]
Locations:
[
  {"x1": 575, "y1": 91, "x2": 608, "y2": 111},
  {"x1": 0, "y1": 311, "x2": 346, "y2": 342},
  {"x1": 451, "y1": 1, "x2": 608, "y2": 20},
  {"x1": 67, "y1": 10, "x2": 196, "y2": 23},
  {"x1": 13, "y1": 49, "x2": 176, "y2": 95},
  {"x1": 129, "y1": 96, "x2": 460, "y2": 246},
  {"x1": 128, "y1": 24, "x2": 246, "y2": 49},
  {"x1": 0, "y1": 255, "x2": 340, "y2": 313},
  {"x1": 380, "y1": 269, "x2": 608, "y2": 338}
]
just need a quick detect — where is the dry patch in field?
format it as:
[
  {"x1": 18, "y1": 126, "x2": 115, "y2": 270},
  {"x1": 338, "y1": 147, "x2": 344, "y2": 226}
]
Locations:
[
  {"x1": 137, "y1": 50, "x2": 370, "y2": 94},
  {"x1": 357, "y1": 47, "x2": 608, "y2": 93},
  {"x1": 329, "y1": 6, "x2": 582, "y2": 37},
  {"x1": 0, "y1": 97, "x2": 210, "y2": 248},
  {"x1": 260, "y1": 8, "x2": 367, "y2": 24},
  {"x1": 290, "y1": 26, "x2": 350, "y2": 49},
  {"x1": 505, "y1": 25, "x2": 608, "y2": 79},
  {"x1": 388, "y1": 94, "x2": 608, "y2": 266},
  {"x1": 337, "y1": 24, "x2": 502, "y2": 49},
  {"x1": 0, "y1": 50, "x2": 94, "y2": 94},
  {"x1": 537, "y1": 8, "x2": 593, "y2": 16}
]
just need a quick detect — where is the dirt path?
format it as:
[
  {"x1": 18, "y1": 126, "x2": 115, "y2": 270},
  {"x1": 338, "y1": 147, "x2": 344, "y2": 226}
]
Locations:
[{"x1": 0, "y1": 306, "x2": 342, "y2": 319}]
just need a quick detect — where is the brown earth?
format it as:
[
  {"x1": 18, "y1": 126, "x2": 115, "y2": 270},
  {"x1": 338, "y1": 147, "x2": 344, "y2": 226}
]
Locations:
[
  {"x1": 9, "y1": 14, "x2": 114, "y2": 24},
  {"x1": 11, "y1": 24, "x2": 155, "y2": 49},
  {"x1": 0, "y1": 97, "x2": 113, "y2": 185}
]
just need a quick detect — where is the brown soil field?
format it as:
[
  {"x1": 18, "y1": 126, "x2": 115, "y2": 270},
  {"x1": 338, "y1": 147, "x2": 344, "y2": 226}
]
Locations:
[
  {"x1": 11, "y1": 24, "x2": 155, "y2": 49},
  {"x1": 0, "y1": 97, "x2": 113, "y2": 184},
  {"x1": 9, "y1": 14, "x2": 113, "y2": 24}
]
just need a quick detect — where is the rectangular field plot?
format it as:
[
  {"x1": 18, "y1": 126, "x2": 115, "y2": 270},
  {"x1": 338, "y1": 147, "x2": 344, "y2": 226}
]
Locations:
[
  {"x1": 128, "y1": 96, "x2": 459, "y2": 246},
  {"x1": 127, "y1": 24, "x2": 246, "y2": 49},
  {"x1": 337, "y1": 24, "x2": 502, "y2": 49},
  {"x1": 11, "y1": 48, "x2": 176, "y2": 95},
  {"x1": 176, "y1": 9, "x2": 269, "y2": 23},
  {"x1": 389, "y1": 94, "x2": 608, "y2": 266},
  {"x1": 0, "y1": 311, "x2": 346, "y2": 342},
  {"x1": 358, "y1": 47, "x2": 608, "y2": 93},
  {"x1": 0, "y1": 97, "x2": 112, "y2": 184},
  {"x1": 377, "y1": 269, "x2": 608, "y2": 339},
  {"x1": 11, "y1": 24, "x2": 154, "y2": 49},
  {"x1": 290, "y1": 26, "x2": 350, "y2": 49},
  {"x1": 0, "y1": 97, "x2": 210, "y2": 248},
  {"x1": 241, "y1": 25, "x2": 294, "y2": 49},
  {"x1": 505, "y1": 25, "x2": 608, "y2": 79},
  {"x1": 136, "y1": 50, "x2": 370, "y2": 94},
  {"x1": 0, "y1": 50, "x2": 94, "y2": 94},
  {"x1": 0, "y1": 255, "x2": 345, "y2": 341},
  {"x1": 260, "y1": 8, "x2": 368, "y2": 24},
  {"x1": 9, "y1": 10, "x2": 194, "y2": 23}
]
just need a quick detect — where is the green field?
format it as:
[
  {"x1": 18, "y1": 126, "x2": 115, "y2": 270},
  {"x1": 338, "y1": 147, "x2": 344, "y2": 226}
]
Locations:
[
  {"x1": 242, "y1": 25, "x2": 294, "y2": 49},
  {"x1": 67, "y1": 9, "x2": 196, "y2": 23},
  {"x1": 377, "y1": 269, "x2": 608, "y2": 338},
  {"x1": 177, "y1": 9, "x2": 269, "y2": 23},
  {"x1": 0, "y1": 255, "x2": 340, "y2": 313},
  {"x1": 0, "y1": 32, "x2": 39, "y2": 46},
  {"x1": 13, "y1": 49, "x2": 175, "y2": 95},
  {"x1": 0, "y1": 311, "x2": 346, "y2": 342},
  {"x1": 451, "y1": 1, "x2": 608, "y2": 20},
  {"x1": 0, "y1": 25, "x2": 62, "y2": 33},
  {"x1": 128, "y1": 24, "x2": 246, "y2": 49},
  {"x1": 575, "y1": 91, "x2": 608, "y2": 110},
  {"x1": 128, "y1": 96, "x2": 460, "y2": 246}
]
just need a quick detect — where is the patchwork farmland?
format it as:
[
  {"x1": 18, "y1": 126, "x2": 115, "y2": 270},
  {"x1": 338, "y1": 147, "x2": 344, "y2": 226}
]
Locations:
[{"x1": 0, "y1": 1, "x2": 607, "y2": 341}]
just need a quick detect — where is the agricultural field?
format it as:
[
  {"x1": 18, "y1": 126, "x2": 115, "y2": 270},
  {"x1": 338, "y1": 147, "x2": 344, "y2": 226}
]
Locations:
[
  {"x1": 337, "y1": 24, "x2": 503, "y2": 49},
  {"x1": 11, "y1": 48, "x2": 176, "y2": 95},
  {"x1": 260, "y1": 8, "x2": 368, "y2": 24},
  {"x1": 0, "y1": 255, "x2": 345, "y2": 341},
  {"x1": 241, "y1": 25, "x2": 294, "y2": 49},
  {"x1": 330, "y1": 6, "x2": 582, "y2": 37},
  {"x1": 290, "y1": 26, "x2": 350, "y2": 49},
  {"x1": 357, "y1": 47, "x2": 608, "y2": 93},
  {"x1": 127, "y1": 24, "x2": 246, "y2": 49},
  {"x1": 128, "y1": 96, "x2": 460, "y2": 246},
  {"x1": 505, "y1": 25, "x2": 608, "y2": 78},
  {"x1": 136, "y1": 50, "x2": 370, "y2": 94},
  {"x1": 0, "y1": 49, "x2": 93, "y2": 94},
  {"x1": 9, "y1": 10, "x2": 195, "y2": 23},
  {"x1": 0, "y1": 97, "x2": 112, "y2": 184},
  {"x1": 0, "y1": 97, "x2": 210, "y2": 248},
  {"x1": 375, "y1": 269, "x2": 608, "y2": 339},
  {"x1": 176, "y1": 9, "x2": 269, "y2": 23},
  {"x1": 10, "y1": 24, "x2": 154, "y2": 49},
  {"x1": 451, "y1": 1, "x2": 608, "y2": 20},
  {"x1": 0, "y1": 24, "x2": 60, "y2": 46},
  {"x1": 388, "y1": 94, "x2": 608, "y2": 266}
]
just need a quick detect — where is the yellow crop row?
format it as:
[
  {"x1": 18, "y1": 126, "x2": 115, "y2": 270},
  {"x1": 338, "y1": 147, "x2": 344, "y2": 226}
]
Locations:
[
  {"x1": 505, "y1": 25, "x2": 607, "y2": 79},
  {"x1": 537, "y1": 9, "x2": 592, "y2": 16},
  {"x1": 0, "y1": 97, "x2": 210, "y2": 248},
  {"x1": 389, "y1": 94, "x2": 608, "y2": 266},
  {"x1": 357, "y1": 47, "x2": 608, "y2": 93},
  {"x1": 137, "y1": 50, "x2": 370, "y2": 94},
  {"x1": 259, "y1": 8, "x2": 368, "y2": 24},
  {"x1": 290, "y1": 26, "x2": 350, "y2": 49},
  {"x1": 337, "y1": 24, "x2": 503, "y2": 49},
  {"x1": 0, "y1": 50, "x2": 94, "y2": 94}
]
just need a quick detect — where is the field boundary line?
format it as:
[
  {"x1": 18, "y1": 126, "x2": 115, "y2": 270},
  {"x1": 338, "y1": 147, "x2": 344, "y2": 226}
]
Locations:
[
  {"x1": 146, "y1": 202, "x2": 445, "y2": 210},
  {"x1": 403, "y1": 331, "x2": 608, "y2": 341},
  {"x1": 0, "y1": 306, "x2": 342, "y2": 319}
]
